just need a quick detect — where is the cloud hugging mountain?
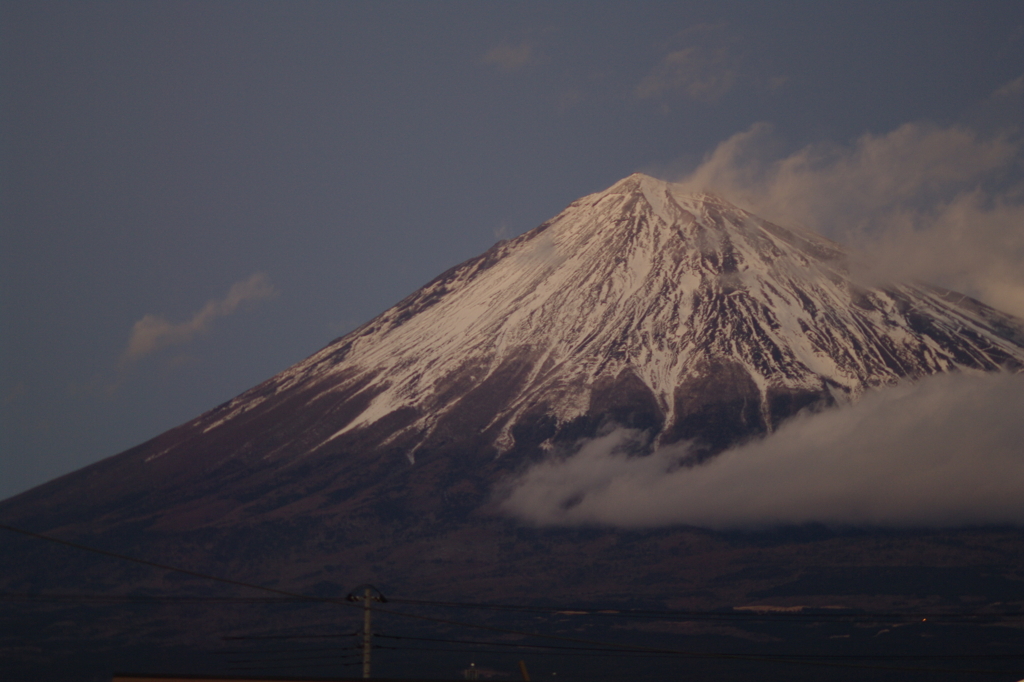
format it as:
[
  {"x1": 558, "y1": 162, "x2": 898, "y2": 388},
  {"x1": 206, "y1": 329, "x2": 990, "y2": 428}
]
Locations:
[
  {"x1": 4, "y1": 173, "x2": 1024, "y2": 682},
  {"x1": 6, "y1": 173, "x2": 1024, "y2": 534}
]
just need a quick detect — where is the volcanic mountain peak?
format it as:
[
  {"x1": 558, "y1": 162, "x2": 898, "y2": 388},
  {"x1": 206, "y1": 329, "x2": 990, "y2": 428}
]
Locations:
[
  {"x1": 7, "y1": 179, "x2": 1024, "y2": 682},
  {"x1": 188, "y1": 174, "x2": 1024, "y2": 463}
]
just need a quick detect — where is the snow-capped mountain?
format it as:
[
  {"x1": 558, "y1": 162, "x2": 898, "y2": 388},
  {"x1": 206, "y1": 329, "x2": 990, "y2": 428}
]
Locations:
[
  {"x1": 10, "y1": 172, "x2": 1021, "y2": 527},
  {"x1": 5, "y1": 174, "x2": 1024, "y2": 682},
  {"x1": 188, "y1": 173, "x2": 1024, "y2": 461}
]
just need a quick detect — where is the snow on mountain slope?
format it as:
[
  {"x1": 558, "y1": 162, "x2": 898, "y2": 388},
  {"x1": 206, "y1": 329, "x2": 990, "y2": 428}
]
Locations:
[{"x1": 194, "y1": 173, "x2": 1024, "y2": 460}]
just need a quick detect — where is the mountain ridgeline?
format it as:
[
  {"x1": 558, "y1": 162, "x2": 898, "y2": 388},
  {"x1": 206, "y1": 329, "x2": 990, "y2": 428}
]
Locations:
[
  {"x1": 193, "y1": 174, "x2": 1024, "y2": 461},
  {"x1": 4, "y1": 174, "x2": 1024, "y2": 682},
  {"x1": 6, "y1": 173, "x2": 1024, "y2": 529}
]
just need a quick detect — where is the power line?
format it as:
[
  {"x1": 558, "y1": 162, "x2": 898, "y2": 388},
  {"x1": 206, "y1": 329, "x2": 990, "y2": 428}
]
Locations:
[
  {"x1": 5, "y1": 590, "x2": 1019, "y2": 624},
  {"x1": 374, "y1": 644, "x2": 692, "y2": 658},
  {"x1": 219, "y1": 643, "x2": 358, "y2": 654},
  {"x1": 0, "y1": 592, "x2": 311, "y2": 604},
  {"x1": 386, "y1": 596, "x2": 1024, "y2": 622},
  {"x1": 379, "y1": 633, "x2": 630, "y2": 652},
  {"x1": 226, "y1": 661, "x2": 362, "y2": 672},
  {"x1": 223, "y1": 632, "x2": 357, "y2": 640},
  {"x1": 374, "y1": 633, "x2": 1024, "y2": 660},
  {"x1": 372, "y1": 638, "x2": 1024, "y2": 659},
  {"x1": 5, "y1": 590, "x2": 1019, "y2": 622},
  {"x1": 222, "y1": 652, "x2": 361, "y2": 664}
]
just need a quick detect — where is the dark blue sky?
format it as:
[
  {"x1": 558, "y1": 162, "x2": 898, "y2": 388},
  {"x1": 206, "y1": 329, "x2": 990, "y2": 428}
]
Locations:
[{"x1": 2, "y1": 1, "x2": 1023, "y2": 500}]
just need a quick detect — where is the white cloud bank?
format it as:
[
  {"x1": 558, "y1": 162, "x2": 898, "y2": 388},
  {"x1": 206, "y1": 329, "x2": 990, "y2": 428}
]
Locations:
[
  {"x1": 500, "y1": 98, "x2": 1024, "y2": 530},
  {"x1": 498, "y1": 372, "x2": 1024, "y2": 529},
  {"x1": 121, "y1": 273, "x2": 277, "y2": 365},
  {"x1": 667, "y1": 107, "x2": 1024, "y2": 317}
]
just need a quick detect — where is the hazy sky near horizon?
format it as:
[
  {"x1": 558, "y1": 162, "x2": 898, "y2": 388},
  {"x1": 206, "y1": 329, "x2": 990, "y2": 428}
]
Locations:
[{"x1": 2, "y1": 1, "x2": 1023, "y2": 501}]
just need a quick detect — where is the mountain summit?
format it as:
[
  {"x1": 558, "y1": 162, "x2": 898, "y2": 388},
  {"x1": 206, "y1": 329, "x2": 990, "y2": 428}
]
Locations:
[
  {"x1": 6, "y1": 173, "x2": 1024, "y2": 526},
  {"x1": 5, "y1": 174, "x2": 1024, "y2": 682},
  {"x1": 189, "y1": 172, "x2": 1024, "y2": 463}
]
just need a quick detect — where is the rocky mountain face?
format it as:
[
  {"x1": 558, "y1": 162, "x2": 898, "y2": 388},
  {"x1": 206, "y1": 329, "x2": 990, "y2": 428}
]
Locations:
[
  {"x1": 197, "y1": 174, "x2": 1024, "y2": 460},
  {"x1": 116, "y1": 175, "x2": 1024, "y2": 465},
  {"x1": 9, "y1": 174, "x2": 1024, "y2": 531},
  {"x1": 3, "y1": 174, "x2": 1024, "y2": 682}
]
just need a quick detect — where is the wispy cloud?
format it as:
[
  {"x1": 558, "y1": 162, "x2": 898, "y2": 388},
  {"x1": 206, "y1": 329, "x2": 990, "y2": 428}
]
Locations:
[
  {"x1": 499, "y1": 103, "x2": 1024, "y2": 531},
  {"x1": 669, "y1": 118, "x2": 1024, "y2": 316},
  {"x1": 482, "y1": 40, "x2": 537, "y2": 73},
  {"x1": 499, "y1": 372, "x2": 1024, "y2": 529},
  {"x1": 2, "y1": 381, "x2": 26, "y2": 407},
  {"x1": 555, "y1": 87, "x2": 585, "y2": 113},
  {"x1": 973, "y1": 73, "x2": 1024, "y2": 132},
  {"x1": 636, "y1": 25, "x2": 741, "y2": 104},
  {"x1": 120, "y1": 273, "x2": 277, "y2": 365},
  {"x1": 636, "y1": 47, "x2": 737, "y2": 103},
  {"x1": 993, "y1": 74, "x2": 1023, "y2": 99}
]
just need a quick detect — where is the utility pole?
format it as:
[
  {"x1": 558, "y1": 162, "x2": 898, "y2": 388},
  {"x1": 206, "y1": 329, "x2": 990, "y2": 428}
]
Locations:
[
  {"x1": 347, "y1": 584, "x2": 386, "y2": 679},
  {"x1": 362, "y1": 587, "x2": 372, "y2": 678}
]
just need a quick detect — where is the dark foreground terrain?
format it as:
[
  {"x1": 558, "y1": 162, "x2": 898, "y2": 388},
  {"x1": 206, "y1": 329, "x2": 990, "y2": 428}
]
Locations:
[
  {"x1": 3, "y1": 519, "x2": 1023, "y2": 682},
  {"x1": 4, "y1": 178, "x2": 1024, "y2": 681}
]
